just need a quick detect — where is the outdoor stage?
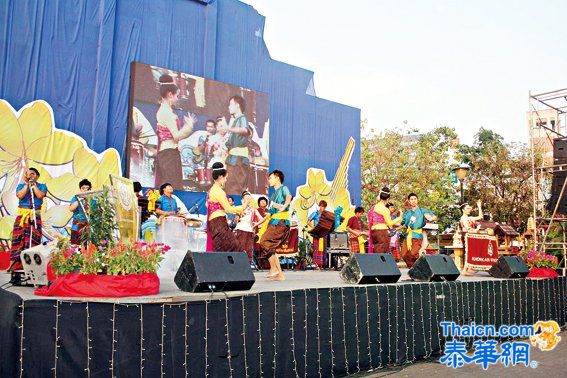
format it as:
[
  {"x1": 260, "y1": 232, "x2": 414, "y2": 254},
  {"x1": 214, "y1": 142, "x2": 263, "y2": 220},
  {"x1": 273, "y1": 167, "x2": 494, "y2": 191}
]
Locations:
[{"x1": 0, "y1": 270, "x2": 566, "y2": 377}]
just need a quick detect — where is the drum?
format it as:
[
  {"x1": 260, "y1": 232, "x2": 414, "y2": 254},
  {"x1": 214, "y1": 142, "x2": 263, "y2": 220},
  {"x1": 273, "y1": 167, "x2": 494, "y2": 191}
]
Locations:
[
  {"x1": 205, "y1": 168, "x2": 212, "y2": 184},
  {"x1": 197, "y1": 167, "x2": 206, "y2": 184},
  {"x1": 155, "y1": 216, "x2": 189, "y2": 252}
]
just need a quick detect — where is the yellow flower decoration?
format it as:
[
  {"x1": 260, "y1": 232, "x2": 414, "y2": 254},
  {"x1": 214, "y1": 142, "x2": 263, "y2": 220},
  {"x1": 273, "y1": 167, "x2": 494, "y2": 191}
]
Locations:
[
  {"x1": 292, "y1": 168, "x2": 355, "y2": 235},
  {"x1": 0, "y1": 100, "x2": 121, "y2": 237}
]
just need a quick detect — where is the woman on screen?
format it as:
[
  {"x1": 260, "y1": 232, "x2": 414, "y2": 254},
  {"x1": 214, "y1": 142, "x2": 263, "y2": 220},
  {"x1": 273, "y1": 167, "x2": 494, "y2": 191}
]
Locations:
[{"x1": 155, "y1": 73, "x2": 196, "y2": 189}]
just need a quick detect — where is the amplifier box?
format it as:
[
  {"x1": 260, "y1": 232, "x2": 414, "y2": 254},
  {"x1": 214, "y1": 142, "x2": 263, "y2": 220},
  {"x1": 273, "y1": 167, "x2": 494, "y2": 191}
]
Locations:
[{"x1": 329, "y1": 232, "x2": 348, "y2": 250}]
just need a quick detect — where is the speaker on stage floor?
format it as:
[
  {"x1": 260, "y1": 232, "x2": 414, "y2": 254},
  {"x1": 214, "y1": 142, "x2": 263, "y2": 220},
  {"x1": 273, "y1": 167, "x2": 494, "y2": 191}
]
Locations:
[
  {"x1": 21, "y1": 244, "x2": 53, "y2": 287},
  {"x1": 174, "y1": 251, "x2": 255, "y2": 292},
  {"x1": 408, "y1": 255, "x2": 460, "y2": 282},
  {"x1": 488, "y1": 256, "x2": 529, "y2": 278},
  {"x1": 340, "y1": 253, "x2": 401, "y2": 284}
]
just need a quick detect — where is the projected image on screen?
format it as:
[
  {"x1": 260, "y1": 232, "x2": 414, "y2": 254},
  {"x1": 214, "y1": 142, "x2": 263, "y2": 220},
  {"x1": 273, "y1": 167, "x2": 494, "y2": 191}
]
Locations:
[{"x1": 127, "y1": 62, "x2": 269, "y2": 195}]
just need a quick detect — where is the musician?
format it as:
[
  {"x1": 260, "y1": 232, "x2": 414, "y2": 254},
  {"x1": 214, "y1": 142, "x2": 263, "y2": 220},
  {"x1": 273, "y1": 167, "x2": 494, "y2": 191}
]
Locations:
[
  {"x1": 400, "y1": 193, "x2": 436, "y2": 267},
  {"x1": 257, "y1": 196, "x2": 268, "y2": 217},
  {"x1": 258, "y1": 170, "x2": 292, "y2": 281},
  {"x1": 133, "y1": 181, "x2": 151, "y2": 223},
  {"x1": 308, "y1": 200, "x2": 328, "y2": 268},
  {"x1": 68, "y1": 179, "x2": 92, "y2": 245},
  {"x1": 460, "y1": 200, "x2": 483, "y2": 275},
  {"x1": 155, "y1": 73, "x2": 196, "y2": 189},
  {"x1": 236, "y1": 191, "x2": 266, "y2": 261},
  {"x1": 220, "y1": 95, "x2": 253, "y2": 194},
  {"x1": 206, "y1": 162, "x2": 246, "y2": 252},
  {"x1": 8, "y1": 168, "x2": 47, "y2": 271},
  {"x1": 346, "y1": 207, "x2": 366, "y2": 253},
  {"x1": 155, "y1": 183, "x2": 181, "y2": 217},
  {"x1": 367, "y1": 187, "x2": 403, "y2": 253}
]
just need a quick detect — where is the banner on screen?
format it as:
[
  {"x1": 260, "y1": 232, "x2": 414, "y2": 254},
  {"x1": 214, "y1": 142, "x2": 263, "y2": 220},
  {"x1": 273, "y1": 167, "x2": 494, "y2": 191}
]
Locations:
[{"x1": 127, "y1": 62, "x2": 270, "y2": 195}]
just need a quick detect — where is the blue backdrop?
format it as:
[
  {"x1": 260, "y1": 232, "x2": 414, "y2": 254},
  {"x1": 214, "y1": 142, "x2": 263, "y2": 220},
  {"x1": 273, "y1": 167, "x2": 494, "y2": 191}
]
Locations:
[{"x1": 0, "y1": 0, "x2": 361, "y2": 212}]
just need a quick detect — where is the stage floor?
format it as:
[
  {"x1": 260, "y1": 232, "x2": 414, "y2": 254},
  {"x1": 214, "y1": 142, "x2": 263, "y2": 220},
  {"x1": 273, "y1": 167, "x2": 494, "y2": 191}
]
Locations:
[{"x1": 1, "y1": 268, "x2": 499, "y2": 303}]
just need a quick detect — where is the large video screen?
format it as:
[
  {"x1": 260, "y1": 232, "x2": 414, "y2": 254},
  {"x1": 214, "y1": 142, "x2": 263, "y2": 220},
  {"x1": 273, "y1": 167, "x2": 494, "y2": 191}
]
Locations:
[{"x1": 127, "y1": 62, "x2": 269, "y2": 195}]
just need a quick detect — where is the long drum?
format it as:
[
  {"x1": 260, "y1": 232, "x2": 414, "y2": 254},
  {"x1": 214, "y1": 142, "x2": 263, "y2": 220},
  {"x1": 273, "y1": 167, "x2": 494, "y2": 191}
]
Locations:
[{"x1": 155, "y1": 216, "x2": 189, "y2": 252}]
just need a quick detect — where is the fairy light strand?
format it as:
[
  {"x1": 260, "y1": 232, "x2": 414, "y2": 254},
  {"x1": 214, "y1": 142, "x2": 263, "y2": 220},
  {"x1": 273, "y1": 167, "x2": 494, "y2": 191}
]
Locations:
[
  {"x1": 353, "y1": 288, "x2": 361, "y2": 372},
  {"x1": 86, "y1": 303, "x2": 91, "y2": 378},
  {"x1": 240, "y1": 297, "x2": 249, "y2": 377},
  {"x1": 328, "y1": 289, "x2": 335, "y2": 378},
  {"x1": 304, "y1": 289, "x2": 309, "y2": 377},
  {"x1": 140, "y1": 305, "x2": 145, "y2": 377},
  {"x1": 290, "y1": 291, "x2": 299, "y2": 378},
  {"x1": 418, "y1": 284, "x2": 427, "y2": 359},
  {"x1": 53, "y1": 300, "x2": 60, "y2": 376},
  {"x1": 110, "y1": 303, "x2": 116, "y2": 378},
  {"x1": 205, "y1": 300, "x2": 210, "y2": 378},
  {"x1": 315, "y1": 289, "x2": 322, "y2": 377},
  {"x1": 376, "y1": 286, "x2": 383, "y2": 368},
  {"x1": 340, "y1": 287, "x2": 348, "y2": 372},
  {"x1": 225, "y1": 298, "x2": 234, "y2": 378},
  {"x1": 19, "y1": 302, "x2": 25, "y2": 378},
  {"x1": 257, "y1": 294, "x2": 263, "y2": 377},
  {"x1": 364, "y1": 287, "x2": 373, "y2": 369}
]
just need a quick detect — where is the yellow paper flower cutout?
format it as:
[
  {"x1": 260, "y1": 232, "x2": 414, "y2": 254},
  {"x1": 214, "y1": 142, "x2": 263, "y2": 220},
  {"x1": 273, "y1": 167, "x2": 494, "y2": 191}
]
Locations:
[{"x1": 297, "y1": 169, "x2": 332, "y2": 210}]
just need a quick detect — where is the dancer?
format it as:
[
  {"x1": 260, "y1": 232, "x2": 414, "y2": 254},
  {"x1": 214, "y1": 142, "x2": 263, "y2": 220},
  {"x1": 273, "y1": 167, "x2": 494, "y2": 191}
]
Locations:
[
  {"x1": 367, "y1": 187, "x2": 403, "y2": 253},
  {"x1": 235, "y1": 191, "x2": 266, "y2": 261},
  {"x1": 258, "y1": 170, "x2": 292, "y2": 281},
  {"x1": 460, "y1": 200, "x2": 483, "y2": 275},
  {"x1": 346, "y1": 207, "x2": 366, "y2": 253},
  {"x1": 155, "y1": 73, "x2": 196, "y2": 189},
  {"x1": 68, "y1": 179, "x2": 92, "y2": 245},
  {"x1": 206, "y1": 162, "x2": 246, "y2": 252},
  {"x1": 8, "y1": 168, "x2": 47, "y2": 271},
  {"x1": 400, "y1": 193, "x2": 436, "y2": 267},
  {"x1": 221, "y1": 95, "x2": 252, "y2": 194}
]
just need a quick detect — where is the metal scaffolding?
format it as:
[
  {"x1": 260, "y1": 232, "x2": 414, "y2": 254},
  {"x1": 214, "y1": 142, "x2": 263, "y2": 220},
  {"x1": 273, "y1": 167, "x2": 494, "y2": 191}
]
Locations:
[{"x1": 529, "y1": 88, "x2": 567, "y2": 274}]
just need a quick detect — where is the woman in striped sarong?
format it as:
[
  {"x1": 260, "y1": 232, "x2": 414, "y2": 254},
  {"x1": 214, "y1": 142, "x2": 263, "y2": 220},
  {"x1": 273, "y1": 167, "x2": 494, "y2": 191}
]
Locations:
[{"x1": 8, "y1": 168, "x2": 47, "y2": 271}]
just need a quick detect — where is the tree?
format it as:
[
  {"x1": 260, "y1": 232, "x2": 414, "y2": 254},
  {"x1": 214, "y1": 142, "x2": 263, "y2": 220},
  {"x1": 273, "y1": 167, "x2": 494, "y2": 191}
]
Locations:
[
  {"x1": 458, "y1": 129, "x2": 536, "y2": 230},
  {"x1": 361, "y1": 124, "x2": 460, "y2": 229}
]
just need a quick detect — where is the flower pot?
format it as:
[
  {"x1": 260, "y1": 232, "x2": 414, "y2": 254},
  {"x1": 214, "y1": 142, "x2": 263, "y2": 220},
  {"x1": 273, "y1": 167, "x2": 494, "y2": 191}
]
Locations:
[
  {"x1": 527, "y1": 267, "x2": 559, "y2": 280},
  {"x1": 35, "y1": 272, "x2": 160, "y2": 297}
]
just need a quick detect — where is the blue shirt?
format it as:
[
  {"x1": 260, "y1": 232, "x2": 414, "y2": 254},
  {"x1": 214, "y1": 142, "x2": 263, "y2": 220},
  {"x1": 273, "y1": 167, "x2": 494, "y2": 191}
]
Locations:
[
  {"x1": 157, "y1": 195, "x2": 178, "y2": 213},
  {"x1": 268, "y1": 185, "x2": 291, "y2": 226},
  {"x1": 401, "y1": 207, "x2": 434, "y2": 239},
  {"x1": 308, "y1": 210, "x2": 321, "y2": 226},
  {"x1": 16, "y1": 183, "x2": 47, "y2": 209},
  {"x1": 70, "y1": 197, "x2": 87, "y2": 222}
]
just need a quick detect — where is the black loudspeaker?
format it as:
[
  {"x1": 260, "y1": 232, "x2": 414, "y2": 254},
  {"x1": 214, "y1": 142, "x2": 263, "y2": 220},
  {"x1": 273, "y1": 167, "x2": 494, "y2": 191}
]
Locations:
[
  {"x1": 553, "y1": 138, "x2": 567, "y2": 161},
  {"x1": 340, "y1": 253, "x2": 401, "y2": 284},
  {"x1": 408, "y1": 255, "x2": 460, "y2": 282},
  {"x1": 488, "y1": 256, "x2": 530, "y2": 278},
  {"x1": 174, "y1": 252, "x2": 255, "y2": 292}
]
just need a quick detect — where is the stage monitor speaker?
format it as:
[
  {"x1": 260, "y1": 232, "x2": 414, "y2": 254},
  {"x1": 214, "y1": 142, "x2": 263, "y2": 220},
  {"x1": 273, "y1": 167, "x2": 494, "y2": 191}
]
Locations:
[
  {"x1": 340, "y1": 253, "x2": 401, "y2": 284},
  {"x1": 408, "y1": 255, "x2": 460, "y2": 282},
  {"x1": 174, "y1": 251, "x2": 255, "y2": 293},
  {"x1": 488, "y1": 256, "x2": 529, "y2": 279},
  {"x1": 329, "y1": 232, "x2": 348, "y2": 250},
  {"x1": 553, "y1": 138, "x2": 567, "y2": 160},
  {"x1": 21, "y1": 244, "x2": 53, "y2": 287}
]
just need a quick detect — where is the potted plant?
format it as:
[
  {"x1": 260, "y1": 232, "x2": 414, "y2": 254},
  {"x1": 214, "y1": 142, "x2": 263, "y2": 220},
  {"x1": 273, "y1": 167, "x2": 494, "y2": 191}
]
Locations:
[{"x1": 522, "y1": 250, "x2": 559, "y2": 279}]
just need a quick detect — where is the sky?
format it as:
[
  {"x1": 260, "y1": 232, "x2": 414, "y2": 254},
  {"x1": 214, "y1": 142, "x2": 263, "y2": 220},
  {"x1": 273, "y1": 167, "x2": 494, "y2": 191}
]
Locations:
[{"x1": 240, "y1": 0, "x2": 567, "y2": 144}]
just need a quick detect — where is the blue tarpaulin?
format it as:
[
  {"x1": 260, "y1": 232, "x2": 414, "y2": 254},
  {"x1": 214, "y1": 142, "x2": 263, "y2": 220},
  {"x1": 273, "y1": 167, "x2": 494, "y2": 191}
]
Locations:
[{"x1": 0, "y1": 0, "x2": 361, "y2": 212}]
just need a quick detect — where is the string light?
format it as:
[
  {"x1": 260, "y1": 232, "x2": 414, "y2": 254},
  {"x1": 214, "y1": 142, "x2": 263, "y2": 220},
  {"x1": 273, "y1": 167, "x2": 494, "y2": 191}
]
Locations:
[
  {"x1": 53, "y1": 300, "x2": 60, "y2": 376},
  {"x1": 140, "y1": 305, "x2": 145, "y2": 376},
  {"x1": 329, "y1": 289, "x2": 335, "y2": 377},
  {"x1": 110, "y1": 303, "x2": 116, "y2": 378},
  {"x1": 304, "y1": 289, "x2": 308, "y2": 377},
  {"x1": 418, "y1": 284, "x2": 428, "y2": 359},
  {"x1": 290, "y1": 290, "x2": 299, "y2": 378},
  {"x1": 340, "y1": 287, "x2": 348, "y2": 371},
  {"x1": 224, "y1": 298, "x2": 234, "y2": 378},
  {"x1": 402, "y1": 284, "x2": 411, "y2": 362},
  {"x1": 257, "y1": 294, "x2": 263, "y2": 377},
  {"x1": 385, "y1": 285, "x2": 392, "y2": 364},
  {"x1": 240, "y1": 297, "x2": 249, "y2": 377},
  {"x1": 353, "y1": 288, "x2": 361, "y2": 372},
  {"x1": 315, "y1": 289, "x2": 322, "y2": 377},
  {"x1": 19, "y1": 302, "x2": 25, "y2": 378},
  {"x1": 272, "y1": 292, "x2": 277, "y2": 378},
  {"x1": 85, "y1": 303, "x2": 91, "y2": 377},
  {"x1": 364, "y1": 287, "x2": 373, "y2": 369},
  {"x1": 205, "y1": 300, "x2": 210, "y2": 377}
]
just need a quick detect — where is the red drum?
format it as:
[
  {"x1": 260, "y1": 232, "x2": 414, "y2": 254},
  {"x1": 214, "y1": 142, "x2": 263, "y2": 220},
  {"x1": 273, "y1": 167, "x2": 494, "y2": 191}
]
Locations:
[
  {"x1": 197, "y1": 167, "x2": 206, "y2": 184},
  {"x1": 205, "y1": 168, "x2": 212, "y2": 184}
]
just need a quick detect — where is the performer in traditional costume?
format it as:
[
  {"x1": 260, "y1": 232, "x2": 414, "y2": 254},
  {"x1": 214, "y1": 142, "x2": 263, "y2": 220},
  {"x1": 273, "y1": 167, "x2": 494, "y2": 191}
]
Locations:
[
  {"x1": 257, "y1": 170, "x2": 292, "y2": 281},
  {"x1": 367, "y1": 187, "x2": 403, "y2": 253},
  {"x1": 346, "y1": 206, "x2": 366, "y2": 253},
  {"x1": 155, "y1": 183, "x2": 181, "y2": 217},
  {"x1": 235, "y1": 191, "x2": 266, "y2": 261},
  {"x1": 155, "y1": 73, "x2": 196, "y2": 189},
  {"x1": 8, "y1": 168, "x2": 47, "y2": 271},
  {"x1": 68, "y1": 179, "x2": 92, "y2": 245},
  {"x1": 400, "y1": 193, "x2": 436, "y2": 267},
  {"x1": 460, "y1": 200, "x2": 483, "y2": 275},
  {"x1": 206, "y1": 162, "x2": 246, "y2": 252},
  {"x1": 308, "y1": 200, "x2": 328, "y2": 267},
  {"x1": 221, "y1": 95, "x2": 252, "y2": 194}
]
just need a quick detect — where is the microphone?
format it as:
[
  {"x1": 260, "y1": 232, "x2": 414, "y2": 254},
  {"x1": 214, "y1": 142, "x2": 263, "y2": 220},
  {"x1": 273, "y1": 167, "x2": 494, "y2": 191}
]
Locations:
[{"x1": 188, "y1": 203, "x2": 200, "y2": 214}]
